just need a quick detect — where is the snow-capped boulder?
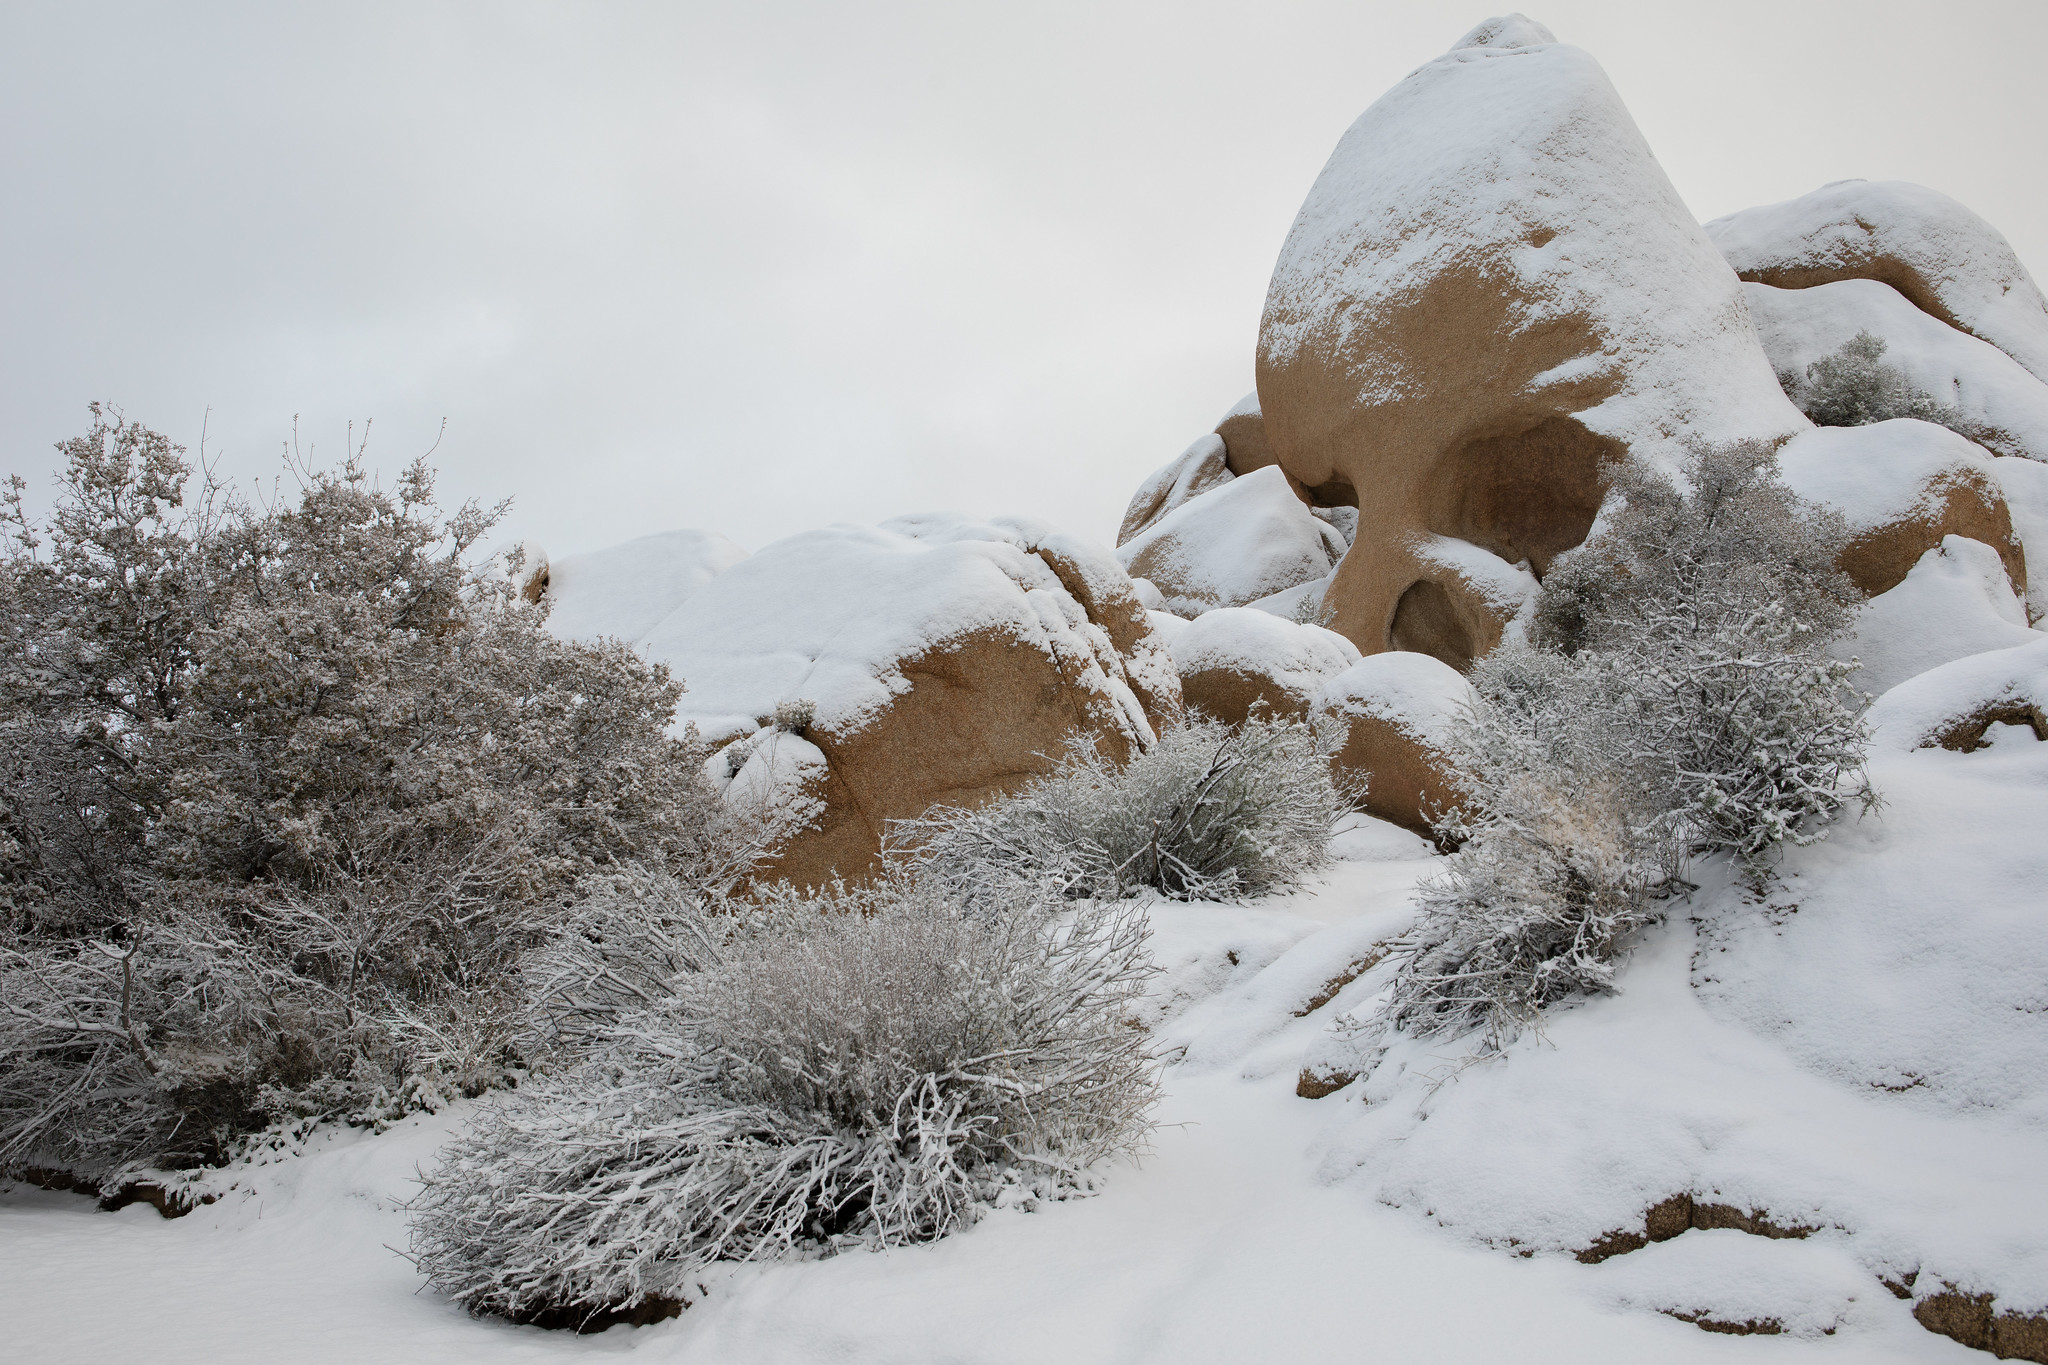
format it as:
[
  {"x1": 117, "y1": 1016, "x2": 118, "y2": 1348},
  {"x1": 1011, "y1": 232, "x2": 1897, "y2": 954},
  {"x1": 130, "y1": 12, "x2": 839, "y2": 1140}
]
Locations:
[
  {"x1": 1393, "y1": 536, "x2": 1540, "y2": 671},
  {"x1": 1866, "y1": 635, "x2": 2048, "y2": 754},
  {"x1": 1116, "y1": 433, "x2": 1233, "y2": 547},
  {"x1": 482, "y1": 537, "x2": 550, "y2": 603},
  {"x1": 1745, "y1": 279, "x2": 2048, "y2": 464},
  {"x1": 1316, "y1": 652, "x2": 1474, "y2": 838},
  {"x1": 1169, "y1": 607, "x2": 1359, "y2": 725},
  {"x1": 1214, "y1": 390, "x2": 1274, "y2": 475},
  {"x1": 647, "y1": 514, "x2": 1180, "y2": 888},
  {"x1": 1836, "y1": 536, "x2": 2038, "y2": 696},
  {"x1": 1709, "y1": 180, "x2": 2048, "y2": 384},
  {"x1": 1118, "y1": 466, "x2": 1346, "y2": 617},
  {"x1": 1257, "y1": 17, "x2": 1805, "y2": 659},
  {"x1": 542, "y1": 528, "x2": 749, "y2": 645},
  {"x1": 1777, "y1": 419, "x2": 2024, "y2": 598}
]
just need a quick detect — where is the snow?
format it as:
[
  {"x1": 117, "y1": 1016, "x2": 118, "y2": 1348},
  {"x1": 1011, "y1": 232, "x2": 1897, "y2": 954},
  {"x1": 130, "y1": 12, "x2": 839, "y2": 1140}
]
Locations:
[
  {"x1": 8, "y1": 771, "x2": 2026, "y2": 1361},
  {"x1": 1317, "y1": 650, "x2": 1475, "y2": 753},
  {"x1": 1261, "y1": 21, "x2": 1806, "y2": 477},
  {"x1": 1116, "y1": 466, "x2": 1344, "y2": 617},
  {"x1": 1867, "y1": 635, "x2": 2048, "y2": 755},
  {"x1": 1708, "y1": 179, "x2": 2048, "y2": 385},
  {"x1": 1412, "y1": 533, "x2": 1542, "y2": 619},
  {"x1": 1993, "y1": 455, "x2": 2048, "y2": 618},
  {"x1": 543, "y1": 528, "x2": 750, "y2": 646},
  {"x1": 1777, "y1": 416, "x2": 2001, "y2": 541},
  {"x1": 1215, "y1": 389, "x2": 1260, "y2": 424},
  {"x1": 1745, "y1": 278, "x2": 2048, "y2": 463},
  {"x1": 642, "y1": 513, "x2": 1166, "y2": 749},
  {"x1": 1835, "y1": 536, "x2": 2038, "y2": 695},
  {"x1": 1166, "y1": 606, "x2": 1358, "y2": 687}
]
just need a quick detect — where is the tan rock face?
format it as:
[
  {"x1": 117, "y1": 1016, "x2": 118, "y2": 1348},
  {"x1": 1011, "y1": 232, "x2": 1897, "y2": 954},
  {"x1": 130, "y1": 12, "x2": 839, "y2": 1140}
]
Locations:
[
  {"x1": 654, "y1": 515, "x2": 1180, "y2": 890},
  {"x1": 1213, "y1": 391, "x2": 1275, "y2": 476},
  {"x1": 1256, "y1": 23, "x2": 1805, "y2": 668}
]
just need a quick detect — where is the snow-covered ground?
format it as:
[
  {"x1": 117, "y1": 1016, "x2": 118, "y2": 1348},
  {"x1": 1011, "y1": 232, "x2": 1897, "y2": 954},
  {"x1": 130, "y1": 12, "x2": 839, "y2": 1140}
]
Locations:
[{"x1": 4, "y1": 746, "x2": 2037, "y2": 1362}]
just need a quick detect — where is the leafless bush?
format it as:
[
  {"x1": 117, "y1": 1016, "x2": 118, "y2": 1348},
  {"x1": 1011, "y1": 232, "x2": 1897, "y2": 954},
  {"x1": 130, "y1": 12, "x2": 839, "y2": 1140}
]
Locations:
[
  {"x1": 408, "y1": 873, "x2": 1157, "y2": 1327},
  {"x1": 904, "y1": 713, "x2": 1355, "y2": 904}
]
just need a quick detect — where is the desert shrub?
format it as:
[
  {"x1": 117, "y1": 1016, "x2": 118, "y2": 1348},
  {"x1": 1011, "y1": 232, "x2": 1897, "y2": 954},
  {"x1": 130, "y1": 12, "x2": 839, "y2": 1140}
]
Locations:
[
  {"x1": 0, "y1": 408, "x2": 776, "y2": 1182},
  {"x1": 409, "y1": 872, "x2": 1156, "y2": 1327},
  {"x1": 903, "y1": 712, "x2": 1355, "y2": 903},
  {"x1": 1376, "y1": 445, "x2": 1875, "y2": 1051},
  {"x1": 1382, "y1": 655, "x2": 1656, "y2": 1053},
  {"x1": 1781, "y1": 329, "x2": 1970, "y2": 434}
]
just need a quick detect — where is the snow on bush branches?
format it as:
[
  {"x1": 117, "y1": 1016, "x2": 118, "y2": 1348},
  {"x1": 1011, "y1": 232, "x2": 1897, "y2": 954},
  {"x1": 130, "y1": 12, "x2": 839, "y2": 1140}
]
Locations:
[
  {"x1": 1380, "y1": 444, "x2": 1876, "y2": 1053},
  {"x1": 0, "y1": 409, "x2": 781, "y2": 1183},
  {"x1": 904, "y1": 713, "x2": 1356, "y2": 904},
  {"x1": 409, "y1": 871, "x2": 1157, "y2": 1328}
]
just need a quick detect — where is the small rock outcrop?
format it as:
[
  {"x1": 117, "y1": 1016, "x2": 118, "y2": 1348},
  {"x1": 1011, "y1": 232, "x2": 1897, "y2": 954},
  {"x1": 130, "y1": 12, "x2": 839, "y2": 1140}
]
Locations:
[
  {"x1": 1256, "y1": 17, "x2": 1804, "y2": 665},
  {"x1": 1169, "y1": 607, "x2": 1359, "y2": 725},
  {"x1": 648, "y1": 514, "x2": 1180, "y2": 888},
  {"x1": 1316, "y1": 652, "x2": 1473, "y2": 837},
  {"x1": 1837, "y1": 537, "x2": 2038, "y2": 697},
  {"x1": 1776, "y1": 418, "x2": 2025, "y2": 598},
  {"x1": 1118, "y1": 466, "x2": 1346, "y2": 617},
  {"x1": 1708, "y1": 179, "x2": 2048, "y2": 385}
]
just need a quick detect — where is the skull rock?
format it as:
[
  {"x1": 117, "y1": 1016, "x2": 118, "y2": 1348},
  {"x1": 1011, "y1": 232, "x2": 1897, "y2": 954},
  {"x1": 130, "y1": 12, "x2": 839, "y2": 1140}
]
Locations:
[{"x1": 1256, "y1": 16, "x2": 1805, "y2": 667}]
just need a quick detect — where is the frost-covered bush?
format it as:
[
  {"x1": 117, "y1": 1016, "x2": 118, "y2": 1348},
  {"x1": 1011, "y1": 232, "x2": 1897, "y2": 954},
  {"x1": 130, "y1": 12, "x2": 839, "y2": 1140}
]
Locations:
[
  {"x1": 0, "y1": 409, "x2": 777, "y2": 1183},
  {"x1": 1781, "y1": 329, "x2": 1966, "y2": 433},
  {"x1": 1376, "y1": 445, "x2": 1875, "y2": 1052},
  {"x1": 409, "y1": 873, "x2": 1156, "y2": 1327},
  {"x1": 1383, "y1": 657, "x2": 1656, "y2": 1053},
  {"x1": 1532, "y1": 443, "x2": 1872, "y2": 874},
  {"x1": 904, "y1": 713, "x2": 1354, "y2": 903}
]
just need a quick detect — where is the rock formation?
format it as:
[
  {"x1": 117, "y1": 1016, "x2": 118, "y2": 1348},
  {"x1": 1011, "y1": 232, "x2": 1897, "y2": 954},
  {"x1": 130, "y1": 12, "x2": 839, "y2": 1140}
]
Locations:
[
  {"x1": 1117, "y1": 466, "x2": 1346, "y2": 617},
  {"x1": 1708, "y1": 180, "x2": 2048, "y2": 385},
  {"x1": 1168, "y1": 607, "x2": 1359, "y2": 725},
  {"x1": 1316, "y1": 652, "x2": 1473, "y2": 837},
  {"x1": 644, "y1": 514, "x2": 1179, "y2": 888},
  {"x1": 1255, "y1": 17, "x2": 1805, "y2": 666},
  {"x1": 1776, "y1": 419, "x2": 2025, "y2": 598}
]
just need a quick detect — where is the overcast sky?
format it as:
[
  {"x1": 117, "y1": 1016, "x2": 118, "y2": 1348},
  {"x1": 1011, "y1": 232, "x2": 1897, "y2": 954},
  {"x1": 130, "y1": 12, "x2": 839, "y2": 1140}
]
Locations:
[{"x1": 4, "y1": 1, "x2": 2043, "y2": 559}]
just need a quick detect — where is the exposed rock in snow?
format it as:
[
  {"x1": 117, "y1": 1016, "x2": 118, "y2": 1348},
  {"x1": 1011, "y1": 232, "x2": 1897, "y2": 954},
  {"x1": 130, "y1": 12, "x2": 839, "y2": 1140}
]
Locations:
[
  {"x1": 1214, "y1": 390, "x2": 1275, "y2": 476},
  {"x1": 481, "y1": 537, "x2": 550, "y2": 603},
  {"x1": 1745, "y1": 278, "x2": 2048, "y2": 464},
  {"x1": 1118, "y1": 466, "x2": 1346, "y2": 617},
  {"x1": 1258, "y1": 20, "x2": 1804, "y2": 660},
  {"x1": 1709, "y1": 180, "x2": 2048, "y2": 385},
  {"x1": 1116, "y1": 433, "x2": 1233, "y2": 547},
  {"x1": 1994, "y1": 455, "x2": 2048, "y2": 620},
  {"x1": 1834, "y1": 536, "x2": 2038, "y2": 697},
  {"x1": 644, "y1": 513, "x2": 1179, "y2": 887},
  {"x1": 1316, "y1": 651, "x2": 1473, "y2": 837},
  {"x1": 1777, "y1": 418, "x2": 2024, "y2": 597},
  {"x1": 1867, "y1": 636, "x2": 2048, "y2": 756},
  {"x1": 542, "y1": 528, "x2": 749, "y2": 645},
  {"x1": 1169, "y1": 607, "x2": 1359, "y2": 725}
]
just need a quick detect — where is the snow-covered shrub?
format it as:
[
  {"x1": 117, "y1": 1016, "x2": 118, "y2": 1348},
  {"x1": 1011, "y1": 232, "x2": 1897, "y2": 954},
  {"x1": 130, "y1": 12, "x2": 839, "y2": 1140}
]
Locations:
[
  {"x1": 1375, "y1": 445, "x2": 1875, "y2": 1052},
  {"x1": 1383, "y1": 655, "x2": 1656, "y2": 1052},
  {"x1": 409, "y1": 873, "x2": 1156, "y2": 1327},
  {"x1": 1781, "y1": 329, "x2": 1965, "y2": 433},
  {"x1": 904, "y1": 713, "x2": 1355, "y2": 903},
  {"x1": 0, "y1": 409, "x2": 780, "y2": 1183},
  {"x1": 1533, "y1": 443, "x2": 1873, "y2": 875}
]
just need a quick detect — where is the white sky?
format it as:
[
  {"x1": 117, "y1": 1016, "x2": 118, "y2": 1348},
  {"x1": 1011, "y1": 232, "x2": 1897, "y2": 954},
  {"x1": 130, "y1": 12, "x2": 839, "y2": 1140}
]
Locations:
[{"x1": 4, "y1": 1, "x2": 2043, "y2": 558}]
